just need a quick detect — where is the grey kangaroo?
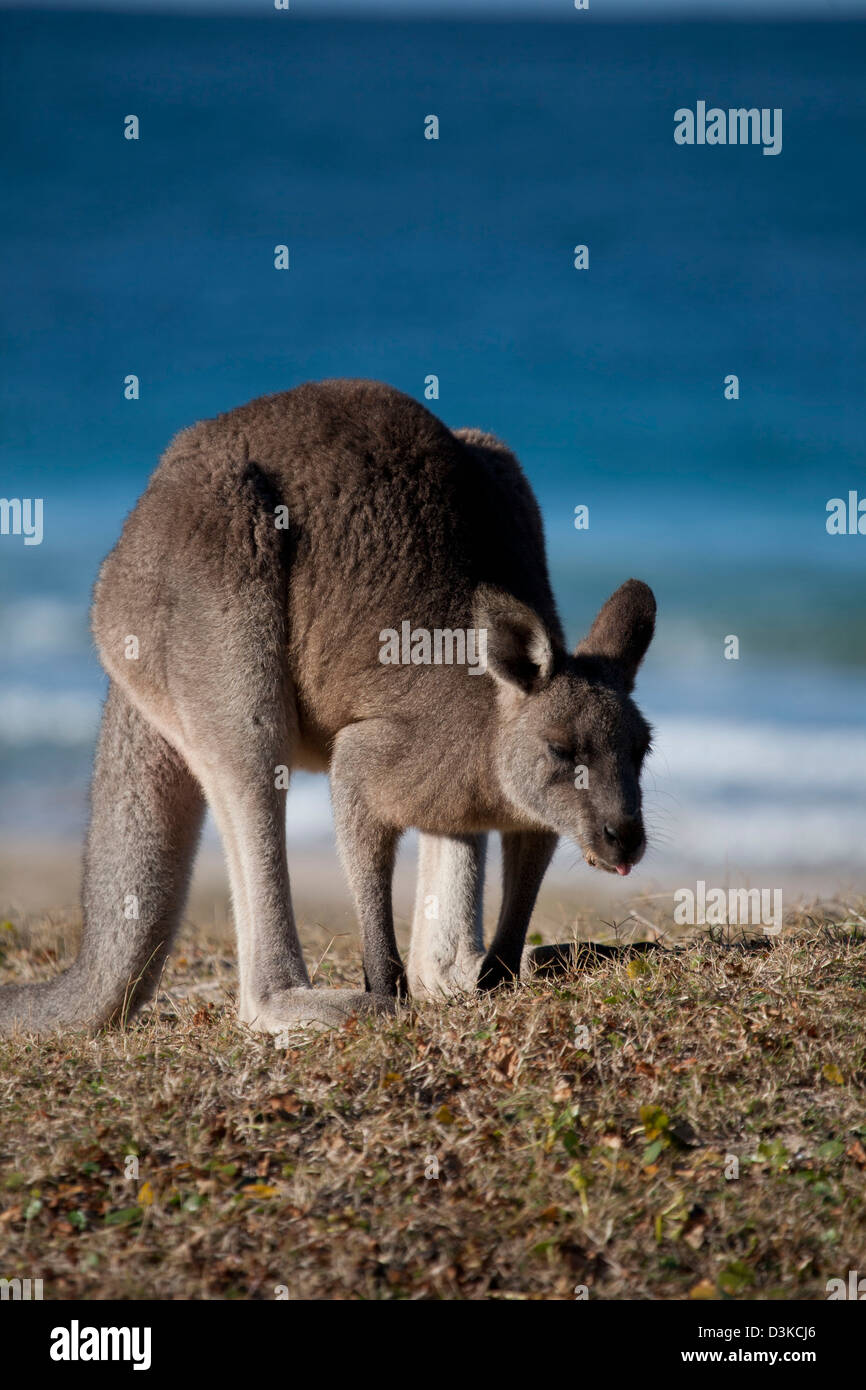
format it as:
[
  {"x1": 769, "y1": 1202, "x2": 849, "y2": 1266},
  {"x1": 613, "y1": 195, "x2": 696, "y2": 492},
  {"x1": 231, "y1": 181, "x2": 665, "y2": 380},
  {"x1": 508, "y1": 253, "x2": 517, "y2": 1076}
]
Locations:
[{"x1": 0, "y1": 380, "x2": 655, "y2": 1035}]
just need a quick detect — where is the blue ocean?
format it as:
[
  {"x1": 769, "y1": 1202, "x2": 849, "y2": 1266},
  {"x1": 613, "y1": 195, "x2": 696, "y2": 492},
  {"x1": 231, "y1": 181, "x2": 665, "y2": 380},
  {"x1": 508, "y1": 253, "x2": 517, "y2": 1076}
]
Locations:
[{"x1": 1, "y1": 11, "x2": 865, "y2": 882}]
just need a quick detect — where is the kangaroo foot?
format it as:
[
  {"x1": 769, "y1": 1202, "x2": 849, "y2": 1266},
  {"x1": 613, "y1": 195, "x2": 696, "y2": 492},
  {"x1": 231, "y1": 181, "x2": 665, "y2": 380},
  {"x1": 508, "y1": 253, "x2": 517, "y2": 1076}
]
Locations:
[
  {"x1": 521, "y1": 940, "x2": 662, "y2": 979},
  {"x1": 240, "y1": 987, "x2": 398, "y2": 1033},
  {"x1": 408, "y1": 953, "x2": 484, "y2": 1000}
]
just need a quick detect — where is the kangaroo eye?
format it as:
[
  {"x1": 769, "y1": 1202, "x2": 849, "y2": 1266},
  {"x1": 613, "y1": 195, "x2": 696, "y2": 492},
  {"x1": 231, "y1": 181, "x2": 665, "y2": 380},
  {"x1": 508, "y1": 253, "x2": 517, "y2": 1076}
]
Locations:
[{"x1": 547, "y1": 742, "x2": 572, "y2": 763}]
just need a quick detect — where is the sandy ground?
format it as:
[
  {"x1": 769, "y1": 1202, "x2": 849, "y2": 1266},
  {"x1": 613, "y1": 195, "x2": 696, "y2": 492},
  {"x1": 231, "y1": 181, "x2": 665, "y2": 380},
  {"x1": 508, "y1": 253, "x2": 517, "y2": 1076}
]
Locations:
[
  {"x1": 2, "y1": 834, "x2": 864, "y2": 957},
  {"x1": 0, "y1": 836, "x2": 642, "y2": 942}
]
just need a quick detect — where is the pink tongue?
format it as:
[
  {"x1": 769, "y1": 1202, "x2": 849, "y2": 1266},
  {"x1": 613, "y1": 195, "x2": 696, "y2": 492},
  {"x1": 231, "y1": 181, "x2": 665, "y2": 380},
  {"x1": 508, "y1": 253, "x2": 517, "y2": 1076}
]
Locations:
[{"x1": 616, "y1": 864, "x2": 631, "y2": 877}]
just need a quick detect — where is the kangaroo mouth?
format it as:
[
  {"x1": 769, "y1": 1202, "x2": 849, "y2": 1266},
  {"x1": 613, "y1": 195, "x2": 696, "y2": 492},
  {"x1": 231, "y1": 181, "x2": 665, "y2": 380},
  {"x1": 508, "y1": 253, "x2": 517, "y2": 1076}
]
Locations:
[{"x1": 584, "y1": 850, "x2": 632, "y2": 877}]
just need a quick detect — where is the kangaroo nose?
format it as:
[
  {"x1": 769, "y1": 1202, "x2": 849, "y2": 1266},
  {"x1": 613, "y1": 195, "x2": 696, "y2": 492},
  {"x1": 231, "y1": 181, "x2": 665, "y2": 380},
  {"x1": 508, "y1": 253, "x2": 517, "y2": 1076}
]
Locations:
[{"x1": 603, "y1": 817, "x2": 642, "y2": 856}]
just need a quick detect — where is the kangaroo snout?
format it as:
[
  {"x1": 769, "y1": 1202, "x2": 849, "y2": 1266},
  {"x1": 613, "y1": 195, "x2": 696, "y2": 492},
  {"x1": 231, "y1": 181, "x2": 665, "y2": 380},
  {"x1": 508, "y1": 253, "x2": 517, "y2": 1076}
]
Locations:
[
  {"x1": 588, "y1": 813, "x2": 646, "y2": 875},
  {"x1": 604, "y1": 814, "x2": 645, "y2": 862}
]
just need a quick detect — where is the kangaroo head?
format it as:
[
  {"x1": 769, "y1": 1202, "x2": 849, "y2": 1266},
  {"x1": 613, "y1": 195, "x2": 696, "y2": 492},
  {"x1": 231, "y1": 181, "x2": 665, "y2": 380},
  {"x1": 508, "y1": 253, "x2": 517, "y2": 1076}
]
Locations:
[{"x1": 476, "y1": 579, "x2": 656, "y2": 875}]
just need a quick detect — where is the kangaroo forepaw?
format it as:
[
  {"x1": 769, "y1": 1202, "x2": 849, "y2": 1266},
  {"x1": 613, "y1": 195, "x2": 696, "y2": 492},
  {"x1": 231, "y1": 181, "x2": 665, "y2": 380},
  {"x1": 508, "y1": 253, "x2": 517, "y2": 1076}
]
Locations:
[
  {"x1": 409, "y1": 944, "x2": 579, "y2": 998},
  {"x1": 520, "y1": 942, "x2": 577, "y2": 979},
  {"x1": 523, "y1": 941, "x2": 662, "y2": 978},
  {"x1": 477, "y1": 942, "x2": 580, "y2": 991},
  {"x1": 240, "y1": 987, "x2": 398, "y2": 1034}
]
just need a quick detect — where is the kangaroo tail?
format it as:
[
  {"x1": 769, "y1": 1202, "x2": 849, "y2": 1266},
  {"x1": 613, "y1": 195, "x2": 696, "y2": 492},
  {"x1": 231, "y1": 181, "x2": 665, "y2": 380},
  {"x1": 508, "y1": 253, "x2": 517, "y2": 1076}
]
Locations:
[{"x1": 0, "y1": 681, "x2": 204, "y2": 1035}]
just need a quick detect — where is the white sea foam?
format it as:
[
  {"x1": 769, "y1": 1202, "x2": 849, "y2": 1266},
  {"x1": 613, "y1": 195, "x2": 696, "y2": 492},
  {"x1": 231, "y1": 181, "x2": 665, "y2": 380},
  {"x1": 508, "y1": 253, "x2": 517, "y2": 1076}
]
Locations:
[
  {"x1": 1, "y1": 690, "x2": 864, "y2": 870},
  {"x1": 647, "y1": 716, "x2": 866, "y2": 796},
  {"x1": 0, "y1": 599, "x2": 91, "y2": 656},
  {"x1": 638, "y1": 717, "x2": 866, "y2": 869},
  {"x1": 0, "y1": 687, "x2": 100, "y2": 745}
]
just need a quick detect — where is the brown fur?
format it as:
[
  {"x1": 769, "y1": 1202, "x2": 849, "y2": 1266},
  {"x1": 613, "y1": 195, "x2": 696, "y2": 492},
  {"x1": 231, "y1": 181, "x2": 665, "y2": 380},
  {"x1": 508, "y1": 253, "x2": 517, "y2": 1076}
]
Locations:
[{"x1": 0, "y1": 380, "x2": 655, "y2": 1032}]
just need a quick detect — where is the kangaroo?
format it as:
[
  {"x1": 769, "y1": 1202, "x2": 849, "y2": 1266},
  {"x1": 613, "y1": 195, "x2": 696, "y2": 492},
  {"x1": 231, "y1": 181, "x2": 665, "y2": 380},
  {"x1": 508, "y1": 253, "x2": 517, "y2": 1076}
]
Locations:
[{"x1": 0, "y1": 380, "x2": 655, "y2": 1035}]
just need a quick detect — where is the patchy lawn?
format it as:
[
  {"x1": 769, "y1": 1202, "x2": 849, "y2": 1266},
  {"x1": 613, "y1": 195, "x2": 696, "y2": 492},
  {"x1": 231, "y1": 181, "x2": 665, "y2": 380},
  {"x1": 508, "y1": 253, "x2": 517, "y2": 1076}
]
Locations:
[{"x1": 0, "y1": 903, "x2": 865, "y2": 1300}]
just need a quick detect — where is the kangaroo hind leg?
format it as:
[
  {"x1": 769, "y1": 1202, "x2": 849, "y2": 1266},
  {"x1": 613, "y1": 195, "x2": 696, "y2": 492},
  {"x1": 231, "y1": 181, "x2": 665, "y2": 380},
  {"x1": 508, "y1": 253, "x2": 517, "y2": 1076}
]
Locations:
[
  {"x1": 0, "y1": 680, "x2": 205, "y2": 1035},
  {"x1": 98, "y1": 449, "x2": 388, "y2": 1032},
  {"x1": 166, "y1": 590, "x2": 390, "y2": 1032}
]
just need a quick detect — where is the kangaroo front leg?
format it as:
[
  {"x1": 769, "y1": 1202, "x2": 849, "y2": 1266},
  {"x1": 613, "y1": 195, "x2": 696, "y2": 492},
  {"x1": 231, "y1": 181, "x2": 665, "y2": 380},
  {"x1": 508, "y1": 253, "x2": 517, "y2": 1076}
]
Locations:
[
  {"x1": 479, "y1": 829, "x2": 557, "y2": 990},
  {"x1": 408, "y1": 833, "x2": 486, "y2": 998},
  {"x1": 330, "y1": 726, "x2": 408, "y2": 1000}
]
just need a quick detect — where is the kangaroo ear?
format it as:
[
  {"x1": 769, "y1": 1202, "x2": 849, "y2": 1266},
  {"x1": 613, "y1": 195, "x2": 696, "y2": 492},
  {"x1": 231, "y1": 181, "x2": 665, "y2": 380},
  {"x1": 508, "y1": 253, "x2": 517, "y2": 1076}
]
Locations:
[
  {"x1": 576, "y1": 579, "x2": 656, "y2": 690},
  {"x1": 474, "y1": 586, "x2": 554, "y2": 695}
]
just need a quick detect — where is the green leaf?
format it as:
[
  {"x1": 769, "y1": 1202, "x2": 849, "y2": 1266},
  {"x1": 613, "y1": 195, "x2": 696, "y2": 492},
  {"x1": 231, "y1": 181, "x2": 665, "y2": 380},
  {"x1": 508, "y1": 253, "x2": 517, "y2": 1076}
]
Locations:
[
  {"x1": 719, "y1": 1260, "x2": 755, "y2": 1295},
  {"x1": 104, "y1": 1206, "x2": 142, "y2": 1227},
  {"x1": 640, "y1": 1105, "x2": 670, "y2": 1140},
  {"x1": 817, "y1": 1140, "x2": 845, "y2": 1161},
  {"x1": 757, "y1": 1139, "x2": 789, "y2": 1171},
  {"x1": 561, "y1": 1129, "x2": 580, "y2": 1157}
]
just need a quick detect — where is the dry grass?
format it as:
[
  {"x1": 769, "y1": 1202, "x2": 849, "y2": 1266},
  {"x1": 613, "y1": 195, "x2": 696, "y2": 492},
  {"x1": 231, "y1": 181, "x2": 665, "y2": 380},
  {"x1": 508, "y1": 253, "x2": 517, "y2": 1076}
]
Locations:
[{"x1": 0, "y1": 901, "x2": 865, "y2": 1301}]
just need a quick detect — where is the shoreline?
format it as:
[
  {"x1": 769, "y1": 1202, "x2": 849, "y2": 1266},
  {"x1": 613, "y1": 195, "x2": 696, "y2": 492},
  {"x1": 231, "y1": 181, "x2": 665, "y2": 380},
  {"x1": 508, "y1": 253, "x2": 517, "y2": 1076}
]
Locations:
[{"x1": 2, "y1": 836, "x2": 863, "y2": 930}]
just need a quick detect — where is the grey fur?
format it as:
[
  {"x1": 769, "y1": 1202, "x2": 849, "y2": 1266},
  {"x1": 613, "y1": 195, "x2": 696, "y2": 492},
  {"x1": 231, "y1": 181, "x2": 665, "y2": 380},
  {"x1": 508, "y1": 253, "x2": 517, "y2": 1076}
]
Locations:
[{"x1": 0, "y1": 380, "x2": 655, "y2": 1034}]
